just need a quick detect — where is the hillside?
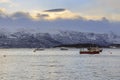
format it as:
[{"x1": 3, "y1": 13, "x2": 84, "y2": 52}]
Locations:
[{"x1": 0, "y1": 31, "x2": 119, "y2": 48}]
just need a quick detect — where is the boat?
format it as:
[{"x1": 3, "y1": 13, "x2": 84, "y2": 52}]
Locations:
[
  {"x1": 109, "y1": 46, "x2": 117, "y2": 49},
  {"x1": 80, "y1": 47, "x2": 102, "y2": 54},
  {"x1": 80, "y1": 51, "x2": 100, "y2": 54},
  {"x1": 33, "y1": 48, "x2": 45, "y2": 52},
  {"x1": 60, "y1": 47, "x2": 68, "y2": 50}
]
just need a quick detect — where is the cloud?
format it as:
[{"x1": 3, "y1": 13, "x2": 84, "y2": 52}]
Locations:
[
  {"x1": 0, "y1": 8, "x2": 7, "y2": 18},
  {"x1": 0, "y1": 0, "x2": 10, "y2": 3},
  {"x1": 0, "y1": 8, "x2": 6, "y2": 13},
  {"x1": 36, "y1": 13, "x2": 49, "y2": 19},
  {"x1": 9, "y1": 2, "x2": 19, "y2": 8},
  {"x1": 0, "y1": 9, "x2": 120, "y2": 35},
  {"x1": 0, "y1": 0, "x2": 18, "y2": 8},
  {"x1": 10, "y1": 12, "x2": 32, "y2": 20},
  {"x1": 36, "y1": 14, "x2": 49, "y2": 17},
  {"x1": 0, "y1": 8, "x2": 119, "y2": 21},
  {"x1": 44, "y1": 8, "x2": 66, "y2": 12},
  {"x1": 43, "y1": 9, "x2": 81, "y2": 20},
  {"x1": 29, "y1": 11, "x2": 50, "y2": 20},
  {"x1": 30, "y1": 9, "x2": 80, "y2": 20},
  {"x1": 0, "y1": 9, "x2": 120, "y2": 34}
]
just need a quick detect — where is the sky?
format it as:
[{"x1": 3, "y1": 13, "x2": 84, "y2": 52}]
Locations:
[
  {"x1": 0, "y1": 0, "x2": 120, "y2": 34},
  {"x1": 0, "y1": 0, "x2": 120, "y2": 21}
]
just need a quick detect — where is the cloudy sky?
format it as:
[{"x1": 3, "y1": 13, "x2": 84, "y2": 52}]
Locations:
[{"x1": 0, "y1": 0, "x2": 120, "y2": 34}]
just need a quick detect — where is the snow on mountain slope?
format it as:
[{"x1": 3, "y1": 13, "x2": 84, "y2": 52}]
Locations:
[
  {"x1": 0, "y1": 31, "x2": 119, "y2": 48},
  {"x1": 108, "y1": 32, "x2": 120, "y2": 44},
  {"x1": 52, "y1": 31, "x2": 111, "y2": 46}
]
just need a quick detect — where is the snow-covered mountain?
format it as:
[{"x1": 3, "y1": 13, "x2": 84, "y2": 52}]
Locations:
[
  {"x1": 0, "y1": 31, "x2": 119, "y2": 48},
  {"x1": 52, "y1": 31, "x2": 110, "y2": 46},
  {"x1": 107, "y1": 32, "x2": 120, "y2": 44}
]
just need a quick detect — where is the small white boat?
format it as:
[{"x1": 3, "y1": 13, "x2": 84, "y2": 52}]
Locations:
[{"x1": 110, "y1": 46, "x2": 117, "y2": 49}]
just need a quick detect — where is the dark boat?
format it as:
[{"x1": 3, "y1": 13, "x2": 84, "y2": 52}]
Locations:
[
  {"x1": 33, "y1": 48, "x2": 45, "y2": 52},
  {"x1": 60, "y1": 47, "x2": 68, "y2": 50}
]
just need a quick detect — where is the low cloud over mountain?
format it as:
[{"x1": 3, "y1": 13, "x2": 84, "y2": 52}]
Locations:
[{"x1": 0, "y1": 9, "x2": 120, "y2": 35}]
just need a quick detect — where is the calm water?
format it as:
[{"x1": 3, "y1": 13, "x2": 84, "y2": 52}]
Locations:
[{"x1": 0, "y1": 48, "x2": 120, "y2": 80}]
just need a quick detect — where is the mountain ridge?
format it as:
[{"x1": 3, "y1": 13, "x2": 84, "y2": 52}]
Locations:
[{"x1": 0, "y1": 31, "x2": 119, "y2": 48}]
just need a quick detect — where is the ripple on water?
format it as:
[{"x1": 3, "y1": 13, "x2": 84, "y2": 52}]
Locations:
[{"x1": 0, "y1": 48, "x2": 120, "y2": 80}]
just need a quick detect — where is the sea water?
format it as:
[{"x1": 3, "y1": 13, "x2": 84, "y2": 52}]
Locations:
[{"x1": 0, "y1": 48, "x2": 120, "y2": 80}]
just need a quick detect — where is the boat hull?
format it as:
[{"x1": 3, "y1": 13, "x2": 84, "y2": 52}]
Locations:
[
  {"x1": 33, "y1": 48, "x2": 44, "y2": 52},
  {"x1": 80, "y1": 51, "x2": 100, "y2": 54},
  {"x1": 60, "y1": 48, "x2": 68, "y2": 50}
]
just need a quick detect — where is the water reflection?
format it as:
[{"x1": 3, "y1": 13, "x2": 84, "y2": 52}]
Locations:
[{"x1": 0, "y1": 56, "x2": 8, "y2": 80}]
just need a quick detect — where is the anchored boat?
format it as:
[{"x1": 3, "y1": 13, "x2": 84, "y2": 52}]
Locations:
[
  {"x1": 80, "y1": 47, "x2": 102, "y2": 54},
  {"x1": 60, "y1": 47, "x2": 68, "y2": 50},
  {"x1": 33, "y1": 48, "x2": 45, "y2": 52}
]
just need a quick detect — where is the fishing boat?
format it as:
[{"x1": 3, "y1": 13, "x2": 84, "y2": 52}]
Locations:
[
  {"x1": 80, "y1": 47, "x2": 102, "y2": 54},
  {"x1": 80, "y1": 51, "x2": 100, "y2": 54}
]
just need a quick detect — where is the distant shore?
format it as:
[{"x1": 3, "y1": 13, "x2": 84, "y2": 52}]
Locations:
[
  {"x1": 55, "y1": 43, "x2": 120, "y2": 48},
  {"x1": 0, "y1": 43, "x2": 120, "y2": 49}
]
